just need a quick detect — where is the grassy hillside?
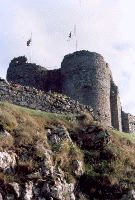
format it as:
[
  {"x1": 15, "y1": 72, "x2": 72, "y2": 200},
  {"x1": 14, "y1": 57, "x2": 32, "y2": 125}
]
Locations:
[{"x1": 0, "y1": 101, "x2": 135, "y2": 199}]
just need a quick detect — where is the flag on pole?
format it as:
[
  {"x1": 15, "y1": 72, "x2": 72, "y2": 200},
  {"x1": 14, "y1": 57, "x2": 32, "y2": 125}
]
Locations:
[
  {"x1": 67, "y1": 25, "x2": 76, "y2": 40},
  {"x1": 69, "y1": 31, "x2": 72, "y2": 38},
  {"x1": 27, "y1": 38, "x2": 31, "y2": 46},
  {"x1": 26, "y1": 33, "x2": 32, "y2": 63},
  {"x1": 67, "y1": 31, "x2": 72, "y2": 41},
  {"x1": 67, "y1": 25, "x2": 77, "y2": 51}
]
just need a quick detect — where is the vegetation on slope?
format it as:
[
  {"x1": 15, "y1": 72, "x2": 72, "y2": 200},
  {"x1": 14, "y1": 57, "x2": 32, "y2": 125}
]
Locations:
[{"x1": 0, "y1": 101, "x2": 135, "y2": 199}]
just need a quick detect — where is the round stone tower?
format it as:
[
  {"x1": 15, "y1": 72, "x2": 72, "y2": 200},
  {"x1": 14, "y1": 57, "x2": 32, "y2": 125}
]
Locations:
[{"x1": 61, "y1": 50, "x2": 111, "y2": 127}]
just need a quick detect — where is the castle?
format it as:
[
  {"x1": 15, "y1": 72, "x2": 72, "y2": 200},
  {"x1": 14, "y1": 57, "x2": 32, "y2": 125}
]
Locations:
[{"x1": 6, "y1": 50, "x2": 135, "y2": 133}]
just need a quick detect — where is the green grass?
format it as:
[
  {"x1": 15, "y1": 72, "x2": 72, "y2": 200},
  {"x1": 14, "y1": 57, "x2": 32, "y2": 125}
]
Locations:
[{"x1": 112, "y1": 129, "x2": 135, "y2": 143}]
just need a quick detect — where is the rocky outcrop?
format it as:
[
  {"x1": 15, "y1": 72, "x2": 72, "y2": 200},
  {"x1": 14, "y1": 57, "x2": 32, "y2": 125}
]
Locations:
[
  {"x1": 46, "y1": 125, "x2": 73, "y2": 146},
  {"x1": 73, "y1": 122, "x2": 111, "y2": 150},
  {"x1": 2, "y1": 122, "x2": 113, "y2": 199},
  {"x1": 0, "y1": 107, "x2": 135, "y2": 199},
  {"x1": 0, "y1": 125, "x2": 81, "y2": 200}
]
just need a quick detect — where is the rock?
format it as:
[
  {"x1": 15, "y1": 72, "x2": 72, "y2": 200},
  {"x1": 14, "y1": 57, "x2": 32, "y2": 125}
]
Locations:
[
  {"x1": 47, "y1": 125, "x2": 72, "y2": 146},
  {"x1": 24, "y1": 181, "x2": 33, "y2": 200},
  {"x1": 27, "y1": 171, "x2": 42, "y2": 179},
  {"x1": 36, "y1": 166, "x2": 75, "y2": 200},
  {"x1": 49, "y1": 134, "x2": 61, "y2": 145},
  {"x1": 46, "y1": 129, "x2": 51, "y2": 136},
  {"x1": 0, "y1": 193, "x2": 3, "y2": 200},
  {"x1": 72, "y1": 160, "x2": 84, "y2": 177},
  {"x1": 5, "y1": 194, "x2": 15, "y2": 200},
  {"x1": 0, "y1": 151, "x2": 17, "y2": 174},
  {"x1": 8, "y1": 182, "x2": 22, "y2": 198},
  {"x1": 56, "y1": 125, "x2": 72, "y2": 141},
  {"x1": 33, "y1": 185, "x2": 40, "y2": 197},
  {"x1": 79, "y1": 126, "x2": 111, "y2": 150},
  {"x1": 0, "y1": 130, "x2": 12, "y2": 137},
  {"x1": 70, "y1": 193, "x2": 76, "y2": 200},
  {"x1": 41, "y1": 182, "x2": 51, "y2": 195},
  {"x1": 120, "y1": 194, "x2": 134, "y2": 200},
  {"x1": 50, "y1": 166, "x2": 75, "y2": 199},
  {"x1": 42, "y1": 149, "x2": 52, "y2": 167}
]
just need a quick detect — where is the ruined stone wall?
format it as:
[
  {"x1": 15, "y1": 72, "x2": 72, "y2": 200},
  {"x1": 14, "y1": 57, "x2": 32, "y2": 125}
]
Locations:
[
  {"x1": 110, "y1": 78, "x2": 122, "y2": 131},
  {"x1": 122, "y1": 111, "x2": 135, "y2": 134},
  {"x1": 7, "y1": 62, "x2": 45, "y2": 90},
  {"x1": 61, "y1": 51, "x2": 111, "y2": 127},
  {"x1": 0, "y1": 78, "x2": 94, "y2": 116},
  {"x1": 121, "y1": 111, "x2": 129, "y2": 133},
  {"x1": 42, "y1": 69, "x2": 62, "y2": 93},
  {"x1": 7, "y1": 60, "x2": 62, "y2": 93}
]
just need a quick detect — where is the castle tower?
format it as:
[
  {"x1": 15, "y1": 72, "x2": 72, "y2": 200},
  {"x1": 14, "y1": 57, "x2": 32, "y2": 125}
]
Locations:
[
  {"x1": 61, "y1": 50, "x2": 112, "y2": 127},
  {"x1": 110, "y1": 78, "x2": 122, "y2": 132}
]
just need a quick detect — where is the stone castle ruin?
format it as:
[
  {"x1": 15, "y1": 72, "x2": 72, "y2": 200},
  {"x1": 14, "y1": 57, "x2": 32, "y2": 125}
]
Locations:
[{"x1": 6, "y1": 50, "x2": 135, "y2": 133}]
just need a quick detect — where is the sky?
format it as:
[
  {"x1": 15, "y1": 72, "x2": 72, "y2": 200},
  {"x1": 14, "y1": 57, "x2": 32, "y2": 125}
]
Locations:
[{"x1": 0, "y1": 0, "x2": 135, "y2": 115}]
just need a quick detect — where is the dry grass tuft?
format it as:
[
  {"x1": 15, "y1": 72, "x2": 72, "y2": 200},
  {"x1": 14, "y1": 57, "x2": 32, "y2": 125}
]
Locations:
[
  {"x1": 76, "y1": 113, "x2": 94, "y2": 127},
  {"x1": 0, "y1": 135, "x2": 14, "y2": 151}
]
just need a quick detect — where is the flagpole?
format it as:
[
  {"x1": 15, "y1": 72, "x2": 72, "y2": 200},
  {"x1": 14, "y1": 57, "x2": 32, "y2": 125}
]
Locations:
[
  {"x1": 30, "y1": 32, "x2": 32, "y2": 63},
  {"x1": 74, "y1": 25, "x2": 77, "y2": 51},
  {"x1": 76, "y1": 40, "x2": 77, "y2": 51}
]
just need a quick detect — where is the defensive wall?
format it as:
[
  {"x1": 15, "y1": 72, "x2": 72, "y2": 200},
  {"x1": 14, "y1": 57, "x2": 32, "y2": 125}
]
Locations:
[
  {"x1": 6, "y1": 50, "x2": 135, "y2": 133},
  {"x1": 7, "y1": 57, "x2": 62, "y2": 93},
  {"x1": 0, "y1": 78, "x2": 94, "y2": 116},
  {"x1": 122, "y1": 111, "x2": 135, "y2": 134},
  {"x1": 110, "y1": 79, "x2": 122, "y2": 131}
]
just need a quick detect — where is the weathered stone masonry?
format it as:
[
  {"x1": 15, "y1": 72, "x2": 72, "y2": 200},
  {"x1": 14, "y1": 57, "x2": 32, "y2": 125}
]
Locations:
[
  {"x1": 110, "y1": 79, "x2": 122, "y2": 132},
  {"x1": 122, "y1": 111, "x2": 135, "y2": 134},
  {"x1": 6, "y1": 50, "x2": 135, "y2": 133},
  {"x1": 0, "y1": 78, "x2": 94, "y2": 117},
  {"x1": 61, "y1": 51, "x2": 112, "y2": 127}
]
